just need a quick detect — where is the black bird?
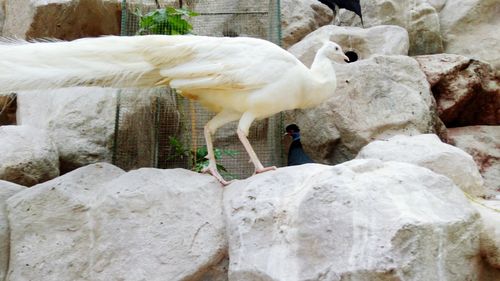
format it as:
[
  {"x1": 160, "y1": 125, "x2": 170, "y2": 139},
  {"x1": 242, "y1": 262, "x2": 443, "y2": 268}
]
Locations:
[
  {"x1": 318, "y1": 0, "x2": 364, "y2": 26},
  {"x1": 285, "y1": 124, "x2": 315, "y2": 166}
]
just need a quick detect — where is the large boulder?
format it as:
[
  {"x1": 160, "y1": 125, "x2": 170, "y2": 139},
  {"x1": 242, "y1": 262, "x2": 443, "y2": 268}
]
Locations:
[
  {"x1": 224, "y1": 160, "x2": 481, "y2": 281},
  {"x1": 6, "y1": 163, "x2": 125, "y2": 281},
  {"x1": 88, "y1": 168, "x2": 226, "y2": 281},
  {"x1": 286, "y1": 54, "x2": 442, "y2": 164},
  {"x1": 6, "y1": 164, "x2": 226, "y2": 281},
  {"x1": 2, "y1": 0, "x2": 121, "y2": 39},
  {"x1": 280, "y1": 0, "x2": 333, "y2": 48},
  {"x1": 0, "y1": 125, "x2": 59, "y2": 186},
  {"x1": 337, "y1": 0, "x2": 443, "y2": 55},
  {"x1": 16, "y1": 88, "x2": 118, "y2": 173},
  {"x1": 288, "y1": 24, "x2": 409, "y2": 65},
  {"x1": 0, "y1": 180, "x2": 26, "y2": 281},
  {"x1": 415, "y1": 54, "x2": 500, "y2": 127},
  {"x1": 356, "y1": 134, "x2": 487, "y2": 197},
  {"x1": 439, "y1": 0, "x2": 500, "y2": 69},
  {"x1": 448, "y1": 126, "x2": 500, "y2": 195}
]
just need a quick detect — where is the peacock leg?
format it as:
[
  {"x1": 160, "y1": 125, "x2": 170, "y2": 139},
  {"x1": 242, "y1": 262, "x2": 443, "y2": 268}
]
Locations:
[
  {"x1": 203, "y1": 110, "x2": 240, "y2": 185},
  {"x1": 237, "y1": 112, "x2": 277, "y2": 174}
]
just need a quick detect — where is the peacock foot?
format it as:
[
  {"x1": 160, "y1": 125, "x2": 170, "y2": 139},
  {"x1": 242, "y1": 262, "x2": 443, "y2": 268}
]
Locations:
[
  {"x1": 254, "y1": 166, "x2": 277, "y2": 175},
  {"x1": 202, "y1": 166, "x2": 234, "y2": 186}
]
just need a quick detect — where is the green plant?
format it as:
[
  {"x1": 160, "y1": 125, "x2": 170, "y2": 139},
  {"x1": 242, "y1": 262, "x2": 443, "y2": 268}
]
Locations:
[
  {"x1": 135, "y1": 7, "x2": 198, "y2": 35},
  {"x1": 167, "y1": 136, "x2": 238, "y2": 178}
]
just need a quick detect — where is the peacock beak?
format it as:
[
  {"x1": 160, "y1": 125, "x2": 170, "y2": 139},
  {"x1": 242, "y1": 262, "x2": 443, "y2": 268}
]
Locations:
[{"x1": 343, "y1": 54, "x2": 350, "y2": 62}]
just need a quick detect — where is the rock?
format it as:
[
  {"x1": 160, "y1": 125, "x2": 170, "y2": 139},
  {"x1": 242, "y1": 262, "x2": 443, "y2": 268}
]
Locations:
[
  {"x1": 0, "y1": 0, "x2": 5, "y2": 35},
  {"x1": 198, "y1": 256, "x2": 229, "y2": 281},
  {"x1": 89, "y1": 168, "x2": 226, "y2": 281},
  {"x1": 439, "y1": 0, "x2": 500, "y2": 69},
  {"x1": 6, "y1": 164, "x2": 226, "y2": 280},
  {"x1": 448, "y1": 126, "x2": 500, "y2": 195},
  {"x1": 473, "y1": 199, "x2": 500, "y2": 269},
  {"x1": 281, "y1": 0, "x2": 333, "y2": 48},
  {"x1": 415, "y1": 54, "x2": 500, "y2": 127},
  {"x1": 286, "y1": 54, "x2": 442, "y2": 164},
  {"x1": 0, "y1": 180, "x2": 26, "y2": 281},
  {"x1": 224, "y1": 160, "x2": 481, "y2": 281},
  {"x1": 16, "y1": 88, "x2": 118, "y2": 173},
  {"x1": 288, "y1": 24, "x2": 409, "y2": 65},
  {"x1": 338, "y1": 0, "x2": 443, "y2": 55},
  {"x1": 426, "y1": 0, "x2": 447, "y2": 12},
  {"x1": 2, "y1": 0, "x2": 121, "y2": 39},
  {"x1": 356, "y1": 134, "x2": 487, "y2": 197},
  {"x1": 0, "y1": 125, "x2": 59, "y2": 186},
  {"x1": 5, "y1": 163, "x2": 125, "y2": 281}
]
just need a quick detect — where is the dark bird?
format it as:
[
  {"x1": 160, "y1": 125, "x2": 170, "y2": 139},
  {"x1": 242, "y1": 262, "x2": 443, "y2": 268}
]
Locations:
[
  {"x1": 286, "y1": 124, "x2": 315, "y2": 166},
  {"x1": 318, "y1": 0, "x2": 364, "y2": 26}
]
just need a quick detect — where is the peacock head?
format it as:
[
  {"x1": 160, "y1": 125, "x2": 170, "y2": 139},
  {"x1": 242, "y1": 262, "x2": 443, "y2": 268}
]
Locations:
[{"x1": 320, "y1": 41, "x2": 349, "y2": 63}]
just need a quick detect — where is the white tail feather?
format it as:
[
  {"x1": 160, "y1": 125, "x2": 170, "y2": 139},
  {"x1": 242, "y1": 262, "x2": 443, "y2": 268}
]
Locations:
[{"x1": 0, "y1": 35, "x2": 201, "y2": 92}]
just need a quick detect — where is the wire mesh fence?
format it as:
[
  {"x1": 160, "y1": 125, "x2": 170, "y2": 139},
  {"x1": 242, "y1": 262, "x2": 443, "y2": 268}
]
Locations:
[{"x1": 113, "y1": 0, "x2": 284, "y2": 179}]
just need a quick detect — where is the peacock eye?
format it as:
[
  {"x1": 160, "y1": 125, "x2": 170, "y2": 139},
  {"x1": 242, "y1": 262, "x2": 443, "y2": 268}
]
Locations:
[{"x1": 335, "y1": 47, "x2": 339, "y2": 51}]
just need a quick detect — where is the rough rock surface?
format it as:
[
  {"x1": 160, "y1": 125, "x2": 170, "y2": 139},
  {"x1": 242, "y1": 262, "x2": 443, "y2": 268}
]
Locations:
[
  {"x1": 337, "y1": 0, "x2": 443, "y2": 55},
  {"x1": 439, "y1": 0, "x2": 500, "y2": 69},
  {"x1": 288, "y1": 24, "x2": 409, "y2": 65},
  {"x1": 224, "y1": 160, "x2": 481, "y2": 281},
  {"x1": 356, "y1": 134, "x2": 487, "y2": 197},
  {"x1": 0, "y1": 125, "x2": 59, "y2": 186},
  {"x1": 286, "y1": 54, "x2": 442, "y2": 164},
  {"x1": 6, "y1": 164, "x2": 226, "y2": 281},
  {"x1": 281, "y1": 0, "x2": 333, "y2": 48},
  {"x1": 415, "y1": 54, "x2": 500, "y2": 127},
  {"x1": 448, "y1": 126, "x2": 500, "y2": 194},
  {"x1": 2, "y1": 0, "x2": 121, "y2": 39},
  {"x1": 16, "y1": 88, "x2": 117, "y2": 173},
  {"x1": 6, "y1": 163, "x2": 125, "y2": 281},
  {"x1": 473, "y1": 199, "x2": 500, "y2": 269},
  {"x1": 89, "y1": 168, "x2": 226, "y2": 281},
  {"x1": 0, "y1": 180, "x2": 26, "y2": 281}
]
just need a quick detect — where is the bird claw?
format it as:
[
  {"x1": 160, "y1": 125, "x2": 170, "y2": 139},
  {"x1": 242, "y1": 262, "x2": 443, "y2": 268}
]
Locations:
[
  {"x1": 254, "y1": 166, "x2": 277, "y2": 175},
  {"x1": 202, "y1": 166, "x2": 234, "y2": 186}
]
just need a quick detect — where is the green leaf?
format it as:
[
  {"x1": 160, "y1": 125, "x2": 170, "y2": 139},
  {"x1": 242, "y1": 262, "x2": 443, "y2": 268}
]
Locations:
[{"x1": 136, "y1": 6, "x2": 198, "y2": 35}]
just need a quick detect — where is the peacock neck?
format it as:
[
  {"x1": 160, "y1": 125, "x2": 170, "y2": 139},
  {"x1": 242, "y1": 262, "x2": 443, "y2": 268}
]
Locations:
[
  {"x1": 310, "y1": 45, "x2": 336, "y2": 81},
  {"x1": 301, "y1": 44, "x2": 337, "y2": 108}
]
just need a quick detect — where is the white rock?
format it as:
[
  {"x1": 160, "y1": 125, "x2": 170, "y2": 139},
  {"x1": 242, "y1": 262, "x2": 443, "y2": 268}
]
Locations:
[
  {"x1": 439, "y1": 0, "x2": 500, "y2": 69},
  {"x1": 89, "y1": 168, "x2": 226, "y2": 281},
  {"x1": 6, "y1": 163, "x2": 125, "y2": 281},
  {"x1": 342, "y1": 0, "x2": 443, "y2": 55},
  {"x1": 357, "y1": 134, "x2": 486, "y2": 197},
  {"x1": 426, "y1": 0, "x2": 447, "y2": 12},
  {"x1": 224, "y1": 160, "x2": 481, "y2": 281},
  {"x1": 286, "y1": 54, "x2": 441, "y2": 164},
  {"x1": 288, "y1": 24, "x2": 409, "y2": 66},
  {"x1": 7, "y1": 164, "x2": 226, "y2": 280},
  {"x1": 448, "y1": 126, "x2": 500, "y2": 195},
  {"x1": 473, "y1": 199, "x2": 500, "y2": 269},
  {"x1": 0, "y1": 180, "x2": 26, "y2": 281},
  {"x1": 16, "y1": 88, "x2": 117, "y2": 172},
  {"x1": 280, "y1": 0, "x2": 333, "y2": 48},
  {"x1": 0, "y1": 125, "x2": 59, "y2": 186}
]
